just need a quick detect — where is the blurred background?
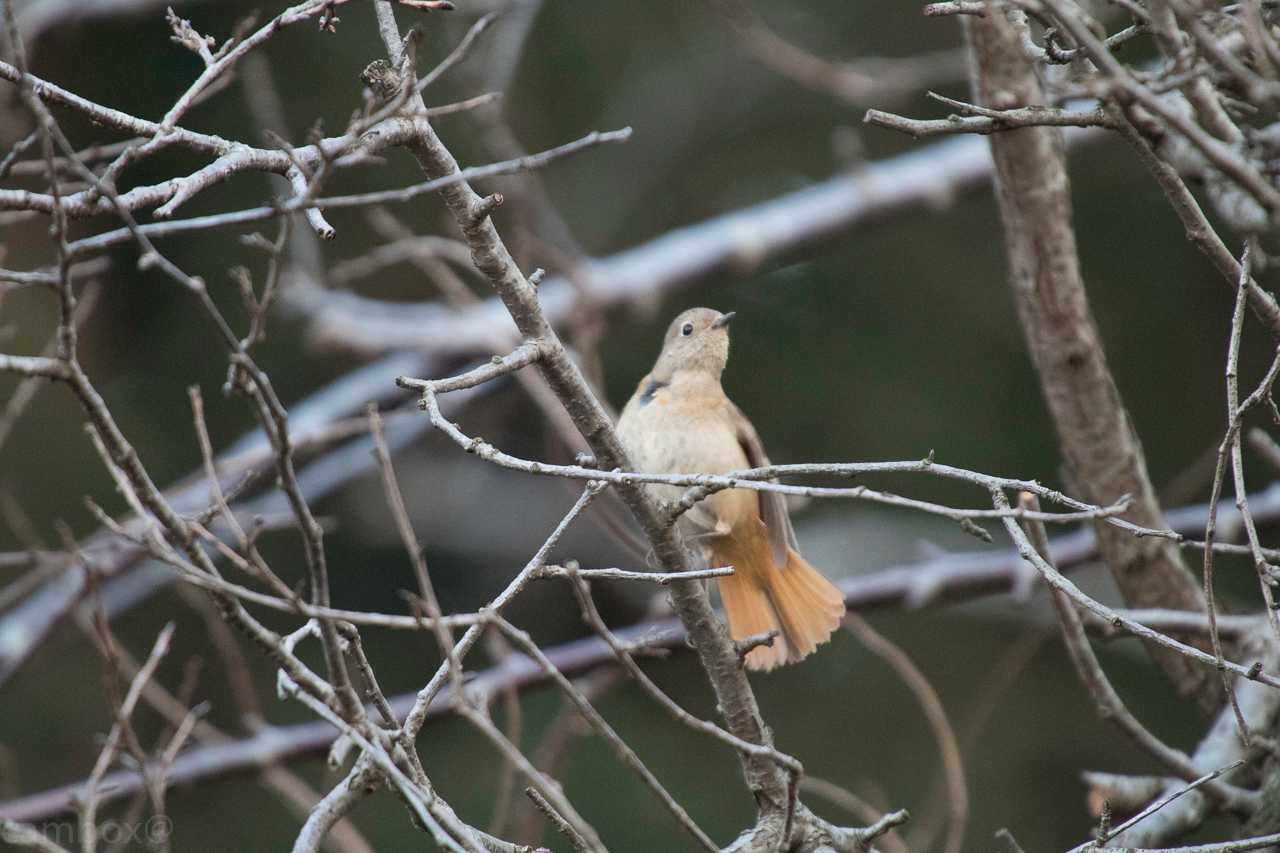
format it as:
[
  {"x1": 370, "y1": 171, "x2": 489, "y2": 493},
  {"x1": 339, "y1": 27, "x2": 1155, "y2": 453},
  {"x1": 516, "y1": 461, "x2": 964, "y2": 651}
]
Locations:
[{"x1": 2, "y1": 0, "x2": 1276, "y2": 850}]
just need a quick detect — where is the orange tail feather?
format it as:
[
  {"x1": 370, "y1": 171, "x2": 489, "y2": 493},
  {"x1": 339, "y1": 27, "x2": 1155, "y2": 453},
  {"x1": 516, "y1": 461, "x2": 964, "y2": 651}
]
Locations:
[{"x1": 711, "y1": 522, "x2": 846, "y2": 671}]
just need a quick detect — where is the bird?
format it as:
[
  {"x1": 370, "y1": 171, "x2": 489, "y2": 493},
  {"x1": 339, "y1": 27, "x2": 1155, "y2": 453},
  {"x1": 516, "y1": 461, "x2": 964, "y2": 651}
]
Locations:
[{"x1": 616, "y1": 307, "x2": 846, "y2": 670}]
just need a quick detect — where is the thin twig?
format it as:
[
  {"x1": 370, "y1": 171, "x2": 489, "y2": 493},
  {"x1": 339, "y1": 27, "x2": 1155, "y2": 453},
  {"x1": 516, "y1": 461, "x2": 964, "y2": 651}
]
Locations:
[
  {"x1": 1018, "y1": 494, "x2": 1256, "y2": 814},
  {"x1": 523, "y1": 787, "x2": 591, "y2": 853},
  {"x1": 844, "y1": 614, "x2": 967, "y2": 853}
]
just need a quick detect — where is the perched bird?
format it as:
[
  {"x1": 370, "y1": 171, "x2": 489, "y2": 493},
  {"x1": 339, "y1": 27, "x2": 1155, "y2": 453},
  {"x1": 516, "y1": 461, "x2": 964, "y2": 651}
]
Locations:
[{"x1": 616, "y1": 307, "x2": 846, "y2": 670}]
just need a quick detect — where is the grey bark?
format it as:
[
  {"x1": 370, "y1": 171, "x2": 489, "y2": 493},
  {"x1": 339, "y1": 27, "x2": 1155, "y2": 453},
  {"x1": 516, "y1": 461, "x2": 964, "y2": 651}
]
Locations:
[
  {"x1": 366, "y1": 8, "x2": 796, "y2": 833},
  {"x1": 967, "y1": 9, "x2": 1219, "y2": 708}
]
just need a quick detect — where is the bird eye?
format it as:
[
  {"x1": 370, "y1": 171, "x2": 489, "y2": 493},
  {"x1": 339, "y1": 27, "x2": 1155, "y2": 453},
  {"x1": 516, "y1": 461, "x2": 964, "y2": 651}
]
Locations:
[{"x1": 681, "y1": 323, "x2": 694, "y2": 336}]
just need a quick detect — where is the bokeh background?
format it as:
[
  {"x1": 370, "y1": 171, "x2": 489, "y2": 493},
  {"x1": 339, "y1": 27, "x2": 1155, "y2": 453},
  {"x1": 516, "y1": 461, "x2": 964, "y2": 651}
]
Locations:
[{"x1": 2, "y1": 1, "x2": 1276, "y2": 850}]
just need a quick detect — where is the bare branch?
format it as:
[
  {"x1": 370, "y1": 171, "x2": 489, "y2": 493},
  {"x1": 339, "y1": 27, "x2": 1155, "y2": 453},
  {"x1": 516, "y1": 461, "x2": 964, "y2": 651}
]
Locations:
[
  {"x1": 844, "y1": 614, "x2": 967, "y2": 853},
  {"x1": 866, "y1": 102, "x2": 1112, "y2": 139},
  {"x1": 968, "y1": 5, "x2": 1217, "y2": 704}
]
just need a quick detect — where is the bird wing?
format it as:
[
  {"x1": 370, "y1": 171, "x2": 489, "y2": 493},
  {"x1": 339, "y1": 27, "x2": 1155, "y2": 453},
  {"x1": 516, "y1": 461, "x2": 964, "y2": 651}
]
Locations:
[{"x1": 730, "y1": 401, "x2": 798, "y2": 567}]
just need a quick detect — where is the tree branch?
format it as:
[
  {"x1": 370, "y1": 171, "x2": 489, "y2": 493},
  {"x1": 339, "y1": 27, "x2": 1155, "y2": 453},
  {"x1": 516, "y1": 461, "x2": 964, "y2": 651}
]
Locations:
[{"x1": 967, "y1": 6, "x2": 1217, "y2": 707}]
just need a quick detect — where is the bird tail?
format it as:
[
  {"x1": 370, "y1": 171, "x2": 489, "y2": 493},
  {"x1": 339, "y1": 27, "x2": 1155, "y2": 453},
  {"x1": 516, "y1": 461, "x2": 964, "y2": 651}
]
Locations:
[{"x1": 711, "y1": 527, "x2": 846, "y2": 671}]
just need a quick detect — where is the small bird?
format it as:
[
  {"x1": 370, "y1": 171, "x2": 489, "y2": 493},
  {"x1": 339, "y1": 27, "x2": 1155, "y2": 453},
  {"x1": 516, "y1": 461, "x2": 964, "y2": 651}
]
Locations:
[{"x1": 616, "y1": 307, "x2": 846, "y2": 670}]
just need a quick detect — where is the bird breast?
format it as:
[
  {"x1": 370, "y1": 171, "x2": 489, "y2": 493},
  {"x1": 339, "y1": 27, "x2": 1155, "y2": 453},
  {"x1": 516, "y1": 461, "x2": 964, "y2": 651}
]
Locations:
[{"x1": 616, "y1": 379, "x2": 757, "y2": 536}]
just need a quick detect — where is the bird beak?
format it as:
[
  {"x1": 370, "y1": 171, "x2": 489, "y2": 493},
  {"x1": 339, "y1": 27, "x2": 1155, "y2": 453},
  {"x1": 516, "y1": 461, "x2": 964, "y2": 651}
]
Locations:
[{"x1": 712, "y1": 312, "x2": 736, "y2": 329}]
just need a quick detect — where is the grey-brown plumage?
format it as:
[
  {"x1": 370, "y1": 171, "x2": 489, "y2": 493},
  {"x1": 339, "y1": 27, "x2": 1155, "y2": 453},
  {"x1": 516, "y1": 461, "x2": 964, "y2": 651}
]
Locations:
[{"x1": 616, "y1": 308, "x2": 845, "y2": 670}]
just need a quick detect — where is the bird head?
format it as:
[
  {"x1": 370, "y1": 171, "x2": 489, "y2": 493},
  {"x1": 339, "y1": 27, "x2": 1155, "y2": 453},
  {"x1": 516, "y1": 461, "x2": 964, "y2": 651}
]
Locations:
[{"x1": 652, "y1": 307, "x2": 735, "y2": 380}]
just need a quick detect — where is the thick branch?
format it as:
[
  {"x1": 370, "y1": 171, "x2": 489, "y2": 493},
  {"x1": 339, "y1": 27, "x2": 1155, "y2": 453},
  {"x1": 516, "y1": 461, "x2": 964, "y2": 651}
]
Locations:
[
  {"x1": 967, "y1": 8, "x2": 1216, "y2": 706},
  {"x1": 365, "y1": 9, "x2": 797, "y2": 831}
]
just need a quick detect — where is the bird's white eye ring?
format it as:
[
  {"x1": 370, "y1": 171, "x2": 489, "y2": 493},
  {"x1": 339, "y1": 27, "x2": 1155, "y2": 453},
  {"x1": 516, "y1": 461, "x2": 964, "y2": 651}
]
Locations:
[{"x1": 681, "y1": 323, "x2": 694, "y2": 336}]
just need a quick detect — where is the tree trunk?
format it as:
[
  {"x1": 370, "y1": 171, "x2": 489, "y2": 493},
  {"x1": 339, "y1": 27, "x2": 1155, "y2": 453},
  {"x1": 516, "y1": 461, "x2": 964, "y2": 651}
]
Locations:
[{"x1": 967, "y1": 9, "x2": 1219, "y2": 709}]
